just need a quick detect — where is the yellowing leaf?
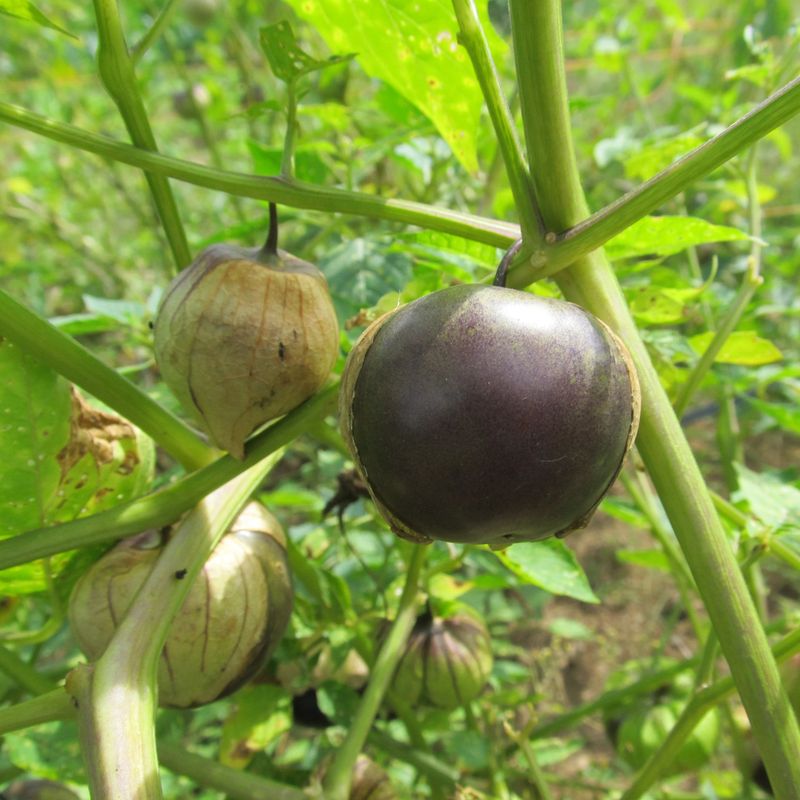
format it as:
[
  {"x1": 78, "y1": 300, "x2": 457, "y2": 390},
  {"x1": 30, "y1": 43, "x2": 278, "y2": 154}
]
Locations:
[{"x1": 689, "y1": 331, "x2": 782, "y2": 366}]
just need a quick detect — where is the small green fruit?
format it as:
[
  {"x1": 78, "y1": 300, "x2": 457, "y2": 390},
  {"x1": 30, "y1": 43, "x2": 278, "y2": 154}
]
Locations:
[
  {"x1": 340, "y1": 284, "x2": 640, "y2": 547},
  {"x1": 154, "y1": 206, "x2": 339, "y2": 458},
  {"x1": 393, "y1": 607, "x2": 493, "y2": 709},
  {"x1": 68, "y1": 502, "x2": 293, "y2": 708}
]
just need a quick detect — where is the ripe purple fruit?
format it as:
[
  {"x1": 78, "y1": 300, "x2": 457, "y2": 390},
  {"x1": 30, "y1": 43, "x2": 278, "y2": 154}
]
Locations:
[{"x1": 340, "y1": 284, "x2": 640, "y2": 547}]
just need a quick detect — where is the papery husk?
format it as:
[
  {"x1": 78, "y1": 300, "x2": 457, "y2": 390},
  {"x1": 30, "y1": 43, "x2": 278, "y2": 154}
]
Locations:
[
  {"x1": 67, "y1": 502, "x2": 292, "y2": 708},
  {"x1": 155, "y1": 244, "x2": 339, "y2": 458}
]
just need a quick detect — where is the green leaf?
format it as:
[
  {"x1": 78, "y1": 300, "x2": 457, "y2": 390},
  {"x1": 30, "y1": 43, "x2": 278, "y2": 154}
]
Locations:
[
  {"x1": 688, "y1": 331, "x2": 782, "y2": 366},
  {"x1": 282, "y1": 0, "x2": 485, "y2": 171},
  {"x1": 0, "y1": 0, "x2": 75, "y2": 37},
  {"x1": 629, "y1": 285, "x2": 701, "y2": 326},
  {"x1": 733, "y1": 464, "x2": 800, "y2": 530},
  {"x1": 259, "y1": 20, "x2": 356, "y2": 83},
  {"x1": 247, "y1": 140, "x2": 330, "y2": 184},
  {"x1": 617, "y1": 548, "x2": 671, "y2": 573},
  {"x1": 0, "y1": 339, "x2": 72, "y2": 539},
  {"x1": 746, "y1": 398, "x2": 800, "y2": 436},
  {"x1": 4, "y1": 720, "x2": 85, "y2": 782},
  {"x1": 0, "y1": 341, "x2": 154, "y2": 594},
  {"x1": 606, "y1": 215, "x2": 749, "y2": 261},
  {"x1": 220, "y1": 684, "x2": 293, "y2": 768},
  {"x1": 494, "y1": 540, "x2": 598, "y2": 603}
]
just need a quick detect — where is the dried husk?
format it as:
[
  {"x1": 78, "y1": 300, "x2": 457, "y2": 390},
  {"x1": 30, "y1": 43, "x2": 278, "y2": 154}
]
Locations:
[
  {"x1": 67, "y1": 502, "x2": 292, "y2": 708},
  {"x1": 154, "y1": 244, "x2": 339, "y2": 458}
]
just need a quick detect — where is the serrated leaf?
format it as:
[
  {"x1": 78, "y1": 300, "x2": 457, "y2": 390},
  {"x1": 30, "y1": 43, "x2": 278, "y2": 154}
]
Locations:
[
  {"x1": 260, "y1": 20, "x2": 356, "y2": 83},
  {"x1": 220, "y1": 684, "x2": 293, "y2": 768},
  {"x1": 606, "y1": 215, "x2": 749, "y2": 261},
  {"x1": 283, "y1": 0, "x2": 487, "y2": 172},
  {"x1": 0, "y1": 0, "x2": 74, "y2": 37},
  {"x1": 494, "y1": 540, "x2": 598, "y2": 603},
  {"x1": 688, "y1": 331, "x2": 782, "y2": 366},
  {"x1": 733, "y1": 464, "x2": 800, "y2": 529},
  {"x1": 624, "y1": 132, "x2": 705, "y2": 181}
]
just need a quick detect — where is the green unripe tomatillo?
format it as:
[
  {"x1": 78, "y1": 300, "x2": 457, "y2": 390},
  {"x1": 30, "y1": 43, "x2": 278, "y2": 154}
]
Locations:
[
  {"x1": 339, "y1": 248, "x2": 640, "y2": 548},
  {"x1": 392, "y1": 607, "x2": 493, "y2": 709}
]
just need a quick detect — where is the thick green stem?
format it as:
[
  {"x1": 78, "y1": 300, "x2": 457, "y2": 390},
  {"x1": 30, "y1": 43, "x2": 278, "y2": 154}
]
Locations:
[
  {"x1": 0, "y1": 102, "x2": 517, "y2": 248},
  {"x1": 0, "y1": 383, "x2": 338, "y2": 569},
  {"x1": 93, "y1": 0, "x2": 191, "y2": 269},
  {"x1": 508, "y1": 2, "x2": 800, "y2": 797},
  {"x1": 0, "y1": 288, "x2": 214, "y2": 472},
  {"x1": 451, "y1": 0, "x2": 542, "y2": 244},
  {"x1": 158, "y1": 742, "x2": 306, "y2": 800},
  {"x1": 322, "y1": 545, "x2": 427, "y2": 800},
  {"x1": 66, "y1": 457, "x2": 280, "y2": 799}
]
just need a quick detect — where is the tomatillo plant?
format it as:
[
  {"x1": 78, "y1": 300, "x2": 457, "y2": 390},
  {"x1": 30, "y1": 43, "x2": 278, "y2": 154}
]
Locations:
[{"x1": 0, "y1": 1, "x2": 799, "y2": 799}]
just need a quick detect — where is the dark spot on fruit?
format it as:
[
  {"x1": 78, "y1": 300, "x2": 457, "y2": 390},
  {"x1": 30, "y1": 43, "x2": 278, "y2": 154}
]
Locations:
[
  {"x1": 175, "y1": 569, "x2": 188, "y2": 580},
  {"x1": 278, "y1": 341, "x2": 286, "y2": 361}
]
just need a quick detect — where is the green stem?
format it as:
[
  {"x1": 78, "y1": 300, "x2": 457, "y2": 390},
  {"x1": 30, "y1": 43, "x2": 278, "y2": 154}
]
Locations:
[
  {"x1": 0, "y1": 644, "x2": 58, "y2": 696},
  {"x1": 0, "y1": 383, "x2": 338, "y2": 570},
  {"x1": 619, "y1": 624, "x2": 800, "y2": 800},
  {"x1": 157, "y1": 742, "x2": 306, "y2": 800},
  {"x1": 132, "y1": 0, "x2": 181, "y2": 63},
  {"x1": 0, "y1": 102, "x2": 517, "y2": 248},
  {"x1": 322, "y1": 545, "x2": 427, "y2": 800},
  {"x1": 508, "y1": 3, "x2": 800, "y2": 797},
  {"x1": 770, "y1": 538, "x2": 800, "y2": 572},
  {"x1": 281, "y1": 81, "x2": 298, "y2": 180},
  {"x1": 674, "y1": 257, "x2": 763, "y2": 417},
  {"x1": 92, "y1": 0, "x2": 191, "y2": 270},
  {"x1": 66, "y1": 456, "x2": 280, "y2": 799},
  {"x1": 524, "y1": 75, "x2": 800, "y2": 284},
  {"x1": 0, "y1": 560, "x2": 64, "y2": 646},
  {"x1": 514, "y1": 735, "x2": 555, "y2": 800},
  {"x1": 451, "y1": 0, "x2": 542, "y2": 243},
  {"x1": 0, "y1": 688, "x2": 73, "y2": 735},
  {"x1": 619, "y1": 468, "x2": 703, "y2": 640},
  {"x1": 0, "y1": 288, "x2": 214, "y2": 472},
  {"x1": 367, "y1": 727, "x2": 459, "y2": 786}
]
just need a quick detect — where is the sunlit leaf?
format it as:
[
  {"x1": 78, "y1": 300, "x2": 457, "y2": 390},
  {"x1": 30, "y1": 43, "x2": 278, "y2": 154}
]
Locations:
[
  {"x1": 0, "y1": 0, "x2": 74, "y2": 37},
  {"x1": 606, "y1": 215, "x2": 749, "y2": 261},
  {"x1": 688, "y1": 331, "x2": 782, "y2": 366},
  {"x1": 494, "y1": 540, "x2": 598, "y2": 603},
  {"x1": 282, "y1": 0, "x2": 486, "y2": 171},
  {"x1": 260, "y1": 20, "x2": 356, "y2": 83},
  {"x1": 746, "y1": 397, "x2": 800, "y2": 436}
]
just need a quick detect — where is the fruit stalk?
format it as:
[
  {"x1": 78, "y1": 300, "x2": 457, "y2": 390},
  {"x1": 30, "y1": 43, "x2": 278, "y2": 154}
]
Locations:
[
  {"x1": 507, "y1": 1, "x2": 800, "y2": 796},
  {"x1": 66, "y1": 455, "x2": 281, "y2": 799}
]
